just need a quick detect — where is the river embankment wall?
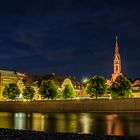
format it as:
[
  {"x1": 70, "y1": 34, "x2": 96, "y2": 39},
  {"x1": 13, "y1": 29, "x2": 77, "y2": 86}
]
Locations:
[{"x1": 0, "y1": 98, "x2": 140, "y2": 113}]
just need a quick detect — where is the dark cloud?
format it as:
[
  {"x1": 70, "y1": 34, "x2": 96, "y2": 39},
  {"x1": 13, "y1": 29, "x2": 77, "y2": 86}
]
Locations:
[{"x1": 0, "y1": 0, "x2": 139, "y2": 80}]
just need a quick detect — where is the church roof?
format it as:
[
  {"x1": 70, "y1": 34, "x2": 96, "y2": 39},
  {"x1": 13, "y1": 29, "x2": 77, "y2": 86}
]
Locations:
[
  {"x1": 0, "y1": 69, "x2": 16, "y2": 75},
  {"x1": 132, "y1": 80, "x2": 140, "y2": 87},
  {"x1": 21, "y1": 73, "x2": 81, "y2": 88}
]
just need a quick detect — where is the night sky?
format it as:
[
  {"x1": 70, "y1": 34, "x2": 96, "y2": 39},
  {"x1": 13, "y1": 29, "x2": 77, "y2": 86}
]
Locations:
[{"x1": 0, "y1": 0, "x2": 140, "y2": 81}]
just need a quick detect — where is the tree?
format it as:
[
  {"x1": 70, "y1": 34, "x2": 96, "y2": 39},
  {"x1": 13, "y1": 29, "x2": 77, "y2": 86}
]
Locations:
[
  {"x1": 62, "y1": 84, "x2": 76, "y2": 99},
  {"x1": 85, "y1": 75, "x2": 107, "y2": 98},
  {"x1": 56, "y1": 89, "x2": 63, "y2": 99},
  {"x1": 110, "y1": 75, "x2": 132, "y2": 98},
  {"x1": 3, "y1": 83, "x2": 20, "y2": 100},
  {"x1": 32, "y1": 80, "x2": 42, "y2": 88},
  {"x1": 23, "y1": 86, "x2": 35, "y2": 100},
  {"x1": 39, "y1": 80, "x2": 58, "y2": 99}
]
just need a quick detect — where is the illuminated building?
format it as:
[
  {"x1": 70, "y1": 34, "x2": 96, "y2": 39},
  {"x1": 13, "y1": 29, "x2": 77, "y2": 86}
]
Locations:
[
  {"x1": 132, "y1": 80, "x2": 140, "y2": 97},
  {"x1": 0, "y1": 70, "x2": 18, "y2": 99},
  {"x1": 106, "y1": 36, "x2": 122, "y2": 87},
  {"x1": 112, "y1": 36, "x2": 122, "y2": 81},
  {"x1": 0, "y1": 70, "x2": 27, "y2": 100}
]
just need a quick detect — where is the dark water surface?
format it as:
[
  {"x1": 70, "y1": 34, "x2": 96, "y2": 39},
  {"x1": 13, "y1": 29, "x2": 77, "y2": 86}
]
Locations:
[{"x1": 0, "y1": 112, "x2": 139, "y2": 136}]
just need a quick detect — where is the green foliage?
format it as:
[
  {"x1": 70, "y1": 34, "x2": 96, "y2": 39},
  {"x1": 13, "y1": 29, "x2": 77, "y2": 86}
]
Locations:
[
  {"x1": 62, "y1": 84, "x2": 76, "y2": 99},
  {"x1": 110, "y1": 75, "x2": 132, "y2": 98},
  {"x1": 23, "y1": 86, "x2": 35, "y2": 100},
  {"x1": 32, "y1": 80, "x2": 42, "y2": 88},
  {"x1": 86, "y1": 75, "x2": 107, "y2": 98},
  {"x1": 56, "y1": 89, "x2": 63, "y2": 99},
  {"x1": 39, "y1": 80, "x2": 58, "y2": 99},
  {"x1": 3, "y1": 83, "x2": 20, "y2": 100}
]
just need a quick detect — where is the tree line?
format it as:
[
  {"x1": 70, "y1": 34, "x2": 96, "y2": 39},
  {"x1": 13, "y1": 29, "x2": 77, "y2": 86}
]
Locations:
[
  {"x1": 2, "y1": 74, "x2": 132, "y2": 100},
  {"x1": 86, "y1": 75, "x2": 132, "y2": 98},
  {"x1": 2, "y1": 80, "x2": 76, "y2": 100}
]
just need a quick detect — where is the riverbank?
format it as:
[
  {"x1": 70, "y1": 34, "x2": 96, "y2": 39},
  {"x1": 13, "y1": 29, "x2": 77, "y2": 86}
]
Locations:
[
  {"x1": 0, "y1": 128, "x2": 139, "y2": 140},
  {"x1": 0, "y1": 98, "x2": 140, "y2": 113}
]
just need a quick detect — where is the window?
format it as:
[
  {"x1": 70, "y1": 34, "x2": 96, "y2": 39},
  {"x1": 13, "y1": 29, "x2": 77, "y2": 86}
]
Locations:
[{"x1": 116, "y1": 65, "x2": 118, "y2": 71}]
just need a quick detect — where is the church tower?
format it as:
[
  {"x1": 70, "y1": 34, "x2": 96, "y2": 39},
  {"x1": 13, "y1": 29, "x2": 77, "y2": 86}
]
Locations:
[{"x1": 112, "y1": 36, "x2": 122, "y2": 81}]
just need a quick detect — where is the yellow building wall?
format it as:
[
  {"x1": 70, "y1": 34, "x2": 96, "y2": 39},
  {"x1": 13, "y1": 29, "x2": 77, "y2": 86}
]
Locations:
[
  {"x1": 133, "y1": 92, "x2": 140, "y2": 98},
  {"x1": 0, "y1": 74, "x2": 18, "y2": 100}
]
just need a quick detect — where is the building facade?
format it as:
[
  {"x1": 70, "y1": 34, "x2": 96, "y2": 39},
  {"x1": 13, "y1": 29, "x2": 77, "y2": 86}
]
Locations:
[{"x1": 0, "y1": 70, "x2": 18, "y2": 99}]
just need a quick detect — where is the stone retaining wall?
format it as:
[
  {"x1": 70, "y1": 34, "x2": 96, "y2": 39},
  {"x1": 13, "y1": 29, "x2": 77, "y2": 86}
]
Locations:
[{"x1": 0, "y1": 98, "x2": 140, "y2": 113}]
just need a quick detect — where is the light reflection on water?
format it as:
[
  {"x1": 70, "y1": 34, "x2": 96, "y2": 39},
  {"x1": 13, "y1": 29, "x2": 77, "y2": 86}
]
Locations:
[
  {"x1": 105, "y1": 114, "x2": 123, "y2": 135},
  {"x1": 0, "y1": 112, "x2": 139, "y2": 135}
]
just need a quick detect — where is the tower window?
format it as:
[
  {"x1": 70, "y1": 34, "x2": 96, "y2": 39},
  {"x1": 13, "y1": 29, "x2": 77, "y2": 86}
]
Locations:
[{"x1": 116, "y1": 65, "x2": 118, "y2": 71}]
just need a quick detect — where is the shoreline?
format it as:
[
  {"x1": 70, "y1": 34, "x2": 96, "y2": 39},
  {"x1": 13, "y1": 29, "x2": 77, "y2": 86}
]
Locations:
[
  {"x1": 0, "y1": 98, "x2": 140, "y2": 113},
  {"x1": 0, "y1": 128, "x2": 139, "y2": 140}
]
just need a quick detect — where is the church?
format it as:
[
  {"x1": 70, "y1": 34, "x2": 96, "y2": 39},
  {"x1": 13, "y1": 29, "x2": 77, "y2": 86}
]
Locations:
[
  {"x1": 109, "y1": 36, "x2": 140, "y2": 97},
  {"x1": 107, "y1": 36, "x2": 122, "y2": 86},
  {"x1": 112, "y1": 36, "x2": 122, "y2": 81}
]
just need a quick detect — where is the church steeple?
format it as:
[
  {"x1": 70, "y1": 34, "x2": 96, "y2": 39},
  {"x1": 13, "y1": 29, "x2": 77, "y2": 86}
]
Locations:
[
  {"x1": 115, "y1": 35, "x2": 119, "y2": 54},
  {"x1": 112, "y1": 35, "x2": 122, "y2": 81}
]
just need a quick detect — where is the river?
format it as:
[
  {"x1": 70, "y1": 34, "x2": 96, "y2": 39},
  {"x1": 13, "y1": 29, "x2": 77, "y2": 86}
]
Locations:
[{"x1": 0, "y1": 112, "x2": 139, "y2": 136}]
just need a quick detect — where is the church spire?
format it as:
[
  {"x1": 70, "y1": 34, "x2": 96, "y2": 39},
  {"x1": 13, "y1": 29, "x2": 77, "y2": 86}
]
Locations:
[
  {"x1": 115, "y1": 35, "x2": 119, "y2": 54},
  {"x1": 112, "y1": 35, "x2": 122, "y2": 81}
]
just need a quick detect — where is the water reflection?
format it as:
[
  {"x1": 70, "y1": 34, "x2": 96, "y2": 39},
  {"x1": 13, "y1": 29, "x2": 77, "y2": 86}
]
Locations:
[
  {"x1": 14, "y1": 113, "x2": 32, "y2": 130},
  {"x1": 105, "y1": 114, "x2": 123, "y2": 135},
  {"x1": 42, "y1": 113, "x2": 78, "y2": 132},
  {"x1": 80, "y1": 113, "x2": 94, "y2": 133},
  {"x1": 32, "y1": 114, "x2": 44, "y2": 131},
  {"x1": 0, "y1": 112, "x2": 139, "y2": 135},
  {"x1": 0, "y1": 113, "x2": 12, "y2": 128}
]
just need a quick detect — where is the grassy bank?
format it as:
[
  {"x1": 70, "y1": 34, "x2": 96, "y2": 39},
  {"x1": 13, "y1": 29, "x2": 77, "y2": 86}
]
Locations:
[{"x1": 0, "y1": 98, "x2": 140, "y2": 113}]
